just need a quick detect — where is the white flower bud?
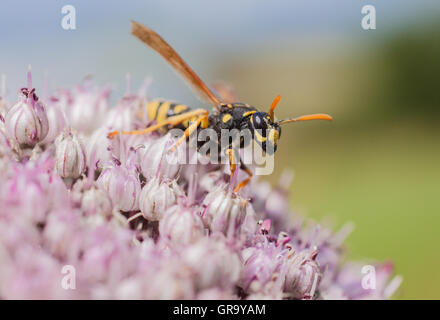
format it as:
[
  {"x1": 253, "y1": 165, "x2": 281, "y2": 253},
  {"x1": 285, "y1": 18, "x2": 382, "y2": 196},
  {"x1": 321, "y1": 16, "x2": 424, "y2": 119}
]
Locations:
[
  {"x1": 202, "y1": 185, "x2": 247, "y2": 239},
  {"x1": 181, "y1": 235, "x2": 242, "y2": 290},
  {"x1": 284, "y1": 250, "x2": 321, "y2": 299},
  {"x1": 138, "y1": 133, "x2": 181, "y2": 180},
  {"x1": 0, "y1": 122, "x2": 12, "y2": 158},
  {"x1": 159, "y1": 204, "x2": 205, "y2": 246},
  {"x1": 5, "y1": 88, "x2": 48, "y2": 147},
  {"x1": 139, "y1": 178, "x2": 183, "y2": 221},
  {"x1": 81, "y1": 187, "x2": 112, "y2": 217},
  {"x1": 86, "y1": 127, "x2": 114, "y2": 170},
  {"x1": 43, "y1": 210, "x2": 81, "y2": 260},
  {"x1": 97, "y1": 159, "x2": 141, "y2": 212},
  {"x1": 199, "y1": 170, "x2": 226, "y2": 193},
  {"x1": 55, "y1": 129, "x2": 86, "y2": 179},
  {"x1": 105, "y1": 95, "x2": 139, "y2": 131},
  {"x1": 43, "y1": 98, "x2": 67, "y2": 144},
  {"x1": 67, "y1": 85, "x2": 110, "y2": 135}
]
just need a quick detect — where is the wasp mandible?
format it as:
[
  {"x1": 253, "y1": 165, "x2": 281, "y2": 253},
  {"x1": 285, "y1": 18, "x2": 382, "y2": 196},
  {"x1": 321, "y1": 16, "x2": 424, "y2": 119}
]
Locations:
[{"x1": 109, "y1": 21, "x2": 333, "y2": 192}]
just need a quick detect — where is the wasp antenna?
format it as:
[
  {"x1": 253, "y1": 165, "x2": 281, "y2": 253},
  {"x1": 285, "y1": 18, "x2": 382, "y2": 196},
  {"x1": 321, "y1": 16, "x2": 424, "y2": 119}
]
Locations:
[
  {"x1": 268, "y1": 94, "x2": 281, "y2": 121},
  {"x1": 278, "y1": 113, "x2": 333, "y2": 125}
]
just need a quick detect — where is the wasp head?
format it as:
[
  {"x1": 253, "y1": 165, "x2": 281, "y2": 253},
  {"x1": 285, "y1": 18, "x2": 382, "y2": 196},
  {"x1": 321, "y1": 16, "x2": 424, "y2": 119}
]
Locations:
[
  {"x1": 250, "y1": 111, "x2": 282, "y2": 155},
  {"x1": 250, "y1": 95, "x2": 333, "y2": 155}
]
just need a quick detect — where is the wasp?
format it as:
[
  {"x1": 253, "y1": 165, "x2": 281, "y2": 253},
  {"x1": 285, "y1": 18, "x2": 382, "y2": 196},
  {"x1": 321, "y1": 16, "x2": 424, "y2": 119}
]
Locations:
[{"x1": 109, "y1": 21, "x2": 332, "y2": 192}]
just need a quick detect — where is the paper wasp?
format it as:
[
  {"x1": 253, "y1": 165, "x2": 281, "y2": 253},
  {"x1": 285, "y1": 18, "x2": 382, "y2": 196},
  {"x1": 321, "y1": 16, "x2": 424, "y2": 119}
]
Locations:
[{"x1": 108, "y1": 21, "x2": 332, "y2": 192}]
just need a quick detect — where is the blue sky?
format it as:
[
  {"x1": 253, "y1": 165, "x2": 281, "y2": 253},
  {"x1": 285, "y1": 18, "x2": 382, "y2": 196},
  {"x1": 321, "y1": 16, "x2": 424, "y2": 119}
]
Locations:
[{"x1": 0, "y1": 0, "x2": 439, "y2": 101}]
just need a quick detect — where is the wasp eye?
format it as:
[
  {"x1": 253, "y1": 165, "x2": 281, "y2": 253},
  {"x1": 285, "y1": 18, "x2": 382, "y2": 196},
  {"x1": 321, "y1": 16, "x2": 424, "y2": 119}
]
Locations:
[{"x1": 252, "y1": 113, "x2": 266, "y2": 130}]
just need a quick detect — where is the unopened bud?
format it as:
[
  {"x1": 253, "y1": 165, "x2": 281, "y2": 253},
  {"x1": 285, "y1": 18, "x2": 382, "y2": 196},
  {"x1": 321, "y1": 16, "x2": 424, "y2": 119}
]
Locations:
[
  {"x1": 5, "y1": 87, "x2": 48, "y2": 147},
  {"x1": 139, "y1": 177, "x2": 183, "y2": 221},
  {"x1": 97, "y1": 158, "x2": 141, "y2": 212},
  {"x1": 202, "y1": 185, "x2": 247, "y2": 239},
  {"x1": 55, "y1": 129, "x2": 86, "y2": 179},
  {"x1": 284, "y1": 250, "x2": 321, "y2": 299},
  {"x1": 159, "y1": 204, "x2": 205, "y2": 246},
  {"x1": 138, "y1": 134, "x2": 181, "y2": 180}
]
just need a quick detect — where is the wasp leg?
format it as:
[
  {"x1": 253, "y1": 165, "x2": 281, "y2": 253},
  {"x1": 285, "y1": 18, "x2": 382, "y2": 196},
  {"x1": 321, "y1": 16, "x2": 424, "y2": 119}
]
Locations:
[
  {"x1": 226, "y1": 148, "x2": 239, "y2": 184},
  {"x1": 169, "y1": 114, "x2": 209, "y2": 152},
  {"x1": 234, "y1": 161, "x2": 253, "y2": 192},
  {"x1": 108, "y1": 109, "x2": 209, "y2": 138}
]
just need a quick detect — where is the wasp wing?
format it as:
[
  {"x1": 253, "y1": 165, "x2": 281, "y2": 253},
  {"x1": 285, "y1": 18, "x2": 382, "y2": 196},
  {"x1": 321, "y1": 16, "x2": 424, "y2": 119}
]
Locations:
[
  {"x1": 211, "y1": 81, "x2": 238, "y2": 104},
  {"x1": 131, "y1": 20, "x2": 221, "y2": 111}
]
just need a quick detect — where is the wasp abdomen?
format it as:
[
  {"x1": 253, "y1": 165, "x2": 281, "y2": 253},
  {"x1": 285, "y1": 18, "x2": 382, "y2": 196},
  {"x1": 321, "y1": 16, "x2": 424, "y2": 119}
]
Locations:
[{"x1": 145, "y1": 100, "x2": 194, "y2": 131}]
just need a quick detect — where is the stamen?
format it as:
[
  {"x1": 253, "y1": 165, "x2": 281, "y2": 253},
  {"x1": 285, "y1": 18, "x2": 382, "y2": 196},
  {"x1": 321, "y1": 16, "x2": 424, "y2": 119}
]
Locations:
[
  {"x1": 125, "y1": 72, "x2": 131, "y2": 95},
  {"x1": 27, "y1": 64, "x2": 32, "y2": 90}
]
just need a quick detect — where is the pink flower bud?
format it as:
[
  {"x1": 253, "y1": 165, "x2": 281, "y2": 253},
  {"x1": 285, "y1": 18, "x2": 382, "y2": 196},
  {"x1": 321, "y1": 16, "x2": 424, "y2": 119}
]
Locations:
[
  {"x1": 0, "y1": 122, "x2": 13, "y2": 158},
  {"x1": 140, "y1": 263, "x2": 196, "y2": 299},
  {"x1": 105, "y1": 95, "x2": 139, "y2": 131},
  {"x1": 97, "y1": 158, "x2": 141, "y2": 212},
  {"x1": 86, "y1": 127, "x2": 114, "y2": 170},
  {"x1": 199, "y1": 170, "x2": 226, "y2": 194},
  {"x1": 1, "y1": 155, "x2": 57, "y2": 223},
  {"x1": 43, "y1": 209, "x2": 82, "y2": 260},
  {"x1": 138, "y1": 133, "x2": 181, "y2": 180},
  {"x1": 241, "y1": 240, "x2": 286, "y2": 294},
  {"x1": 71, "y1": 179, "x2": 112, "y2": 218},
  {"x1": 42, "y1": 97, "x2": 67, "y2": 144},
  {"x1": 1, "y1": 245, "x2": 70, "y2": 299},
  {"x1": 181, "y1": 235, "x2": 242, "y2": 290},
  {"x1": 81, "y1": 187, "x2": 112, "y2": 218},
  {"x1": 66, "y1": 83, "x2": 110, "y2": 135},
  {"x1": 196, "y1": 288, "x2": 236, "y2": 300},
  {"x1": 139, "y1": 178, "x2": 183, "y2": 221},
  {"x1": 114, "y1": 277, "x2": 144, "y2": 299},
  {"x1": 55, "y1": 129, "x2": 86, "y2": 179},
  {"x1": 5, "y1": 87, "x2": 48, "y2": 147},
  {"x1": 106, "y1": 74, "x2": 147, "y2": 132},
  {"x1": 79, "y1": 225, "x2": 137, "y2": 285},
  {"x1": 284, "y1": 250, "x2": 321, "y2": 299},
  {"x1": 202, "y1": 185, "x2": 247, "y2": 238},
  {"x1": 240, "y1": 204, "x2": 259, "y2": 236},
  {"x1": 159, "y1": 204, "x2": 205, "y2": 246}
]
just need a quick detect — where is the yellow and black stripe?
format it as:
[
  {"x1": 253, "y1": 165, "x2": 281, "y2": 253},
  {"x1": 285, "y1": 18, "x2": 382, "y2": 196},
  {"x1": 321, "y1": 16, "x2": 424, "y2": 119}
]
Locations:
[{"x1": 143, "y1": 100, "x2": 209, "y2": 132}]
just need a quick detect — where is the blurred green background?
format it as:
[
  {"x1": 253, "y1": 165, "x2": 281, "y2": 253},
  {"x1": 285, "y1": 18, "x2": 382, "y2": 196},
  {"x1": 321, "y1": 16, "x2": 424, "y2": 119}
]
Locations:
[
  {"x1": 221, "y1": 20, "x2": 440, "y2": 300},
  {"x1": 1, "y1": 0, "x2": 439, "y2": 299}
]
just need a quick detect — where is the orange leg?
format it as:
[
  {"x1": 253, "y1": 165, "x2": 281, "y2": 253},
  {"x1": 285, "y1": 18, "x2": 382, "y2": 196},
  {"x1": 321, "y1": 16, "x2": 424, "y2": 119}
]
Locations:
[
  {"x1": 234, "y1": 163, "x2": 253, "y2": 192},
  {"x1": 169, "y1": 114, "x2": 209, "y2": 152},
  {"x1": 108, "y1": 109, "x2": 209, "y2": 138},
  {"x1": 226, "y1": 148, "x2": 238, "y2": 183},
  {"x1": 226, "y1": 149, "x2": 253, "y2": 192}
]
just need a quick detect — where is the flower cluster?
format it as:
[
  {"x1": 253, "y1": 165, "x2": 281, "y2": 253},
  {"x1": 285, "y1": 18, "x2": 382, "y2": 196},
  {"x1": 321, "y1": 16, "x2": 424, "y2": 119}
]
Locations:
[{"x1": 0, "y1": 70, "x2": 401, "y2": 299}]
